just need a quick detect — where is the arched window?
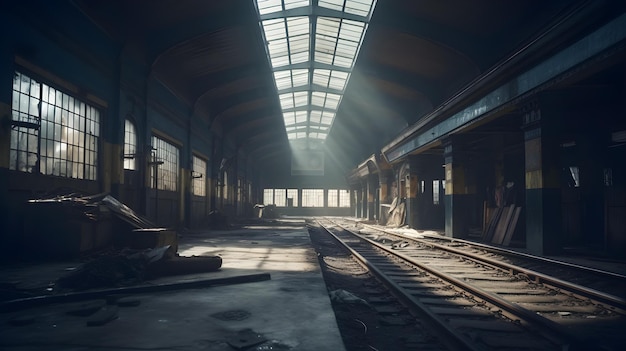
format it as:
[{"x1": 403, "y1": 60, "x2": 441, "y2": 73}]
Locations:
[{"x1": 123, "y1": 119, "x2": 137, "y2": 170}]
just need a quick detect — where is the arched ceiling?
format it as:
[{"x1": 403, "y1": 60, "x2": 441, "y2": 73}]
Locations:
[{"x1": 75, "y1": 0, "x2": 583, "y2": 167}]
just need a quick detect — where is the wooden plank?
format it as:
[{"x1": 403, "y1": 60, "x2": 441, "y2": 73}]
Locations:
[
  {"x1": 492, "y1": 204, "x2": 514, "y2": 245},
  {"x1": 483, "y1": 207, "x2": 503, "y2": 242},
  {"x1": 502, "y1": 207, "x2": 522, "y2": 246}
]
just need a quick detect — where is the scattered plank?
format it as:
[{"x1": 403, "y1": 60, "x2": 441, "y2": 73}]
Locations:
[{"x1": 502, "y1": 207, "x2": 522, "y2": 246}]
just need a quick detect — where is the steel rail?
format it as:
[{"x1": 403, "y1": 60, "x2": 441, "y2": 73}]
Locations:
[
  {"x1": 419, "y1": 232, "x2": 626, "y2": 280},
  {"x1": 328, "y1": 221, "x2": 580, "y2": 348},
  {"x1": 356, "y1": 222, "x2": 626, "y2": 311},
  {"x1": 316, "y1": 220, "x2": 484, "y2": 351}
]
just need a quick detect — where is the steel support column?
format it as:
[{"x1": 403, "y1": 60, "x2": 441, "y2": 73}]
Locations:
[
  {"x1": 523, "y1": 101, "x2": 562, "y2": 255},
  {"x1": 367, "y1": 175, "x2": 378, "y2": 221},
  {"x1": 443, "y1": 137, "x2": 475, "y2": 238}
]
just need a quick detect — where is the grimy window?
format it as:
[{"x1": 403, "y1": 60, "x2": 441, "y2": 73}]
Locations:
[
  {"x1": 338, "y1": 189, "x2": 350, "y2": 207},
  {"x1": 328, "y1": 189, "x2": 351, "y2": 207},
  {"x1": 302, "y1": 188, "x2": 324, "y2": 207},
  {"x1": 123, "y1": 119, "x2": 137, "y2": 170},
  {"x1": 10, "y1": 71, "x2": 100, "y2": 179},
  {"x1": 150, "y1": 135, "x2": 179, "y2": 191},
  {"x1": 192, "y1": 155, "x2": 207, "y2": 197}
]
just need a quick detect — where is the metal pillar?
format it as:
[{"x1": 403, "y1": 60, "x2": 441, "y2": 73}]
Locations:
[
  {"x1": 443, "y1": 137, "x2": 475, "y2": 238},
  {"x1": 523, "y1": 101, "x2": 562, "y2": 255}
]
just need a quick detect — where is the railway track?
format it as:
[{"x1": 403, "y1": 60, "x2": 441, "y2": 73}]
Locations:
[
  {"x1": 316, "y1": 218, "x2": 626, "y2": 351},
  {"x1": 349, "y1": 219, "x2": 626, "y2": 304}
]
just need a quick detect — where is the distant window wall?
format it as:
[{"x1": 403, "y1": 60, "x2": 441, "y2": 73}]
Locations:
[
  {"x1": 150, "y1": 135, "x2": 179, "y2": 191},
  {"x1": 263, "y1": 188, "x2": 350, "y2": 208},
  {"x1": 123, "y1": 119, "x2": 137, "y2": 170},
  {"x1": 10, "y1": 71, "x2": 100, "y2": 179},
  {"x1": 192, "y1": 155, "x2": 207, "y2": 196}
]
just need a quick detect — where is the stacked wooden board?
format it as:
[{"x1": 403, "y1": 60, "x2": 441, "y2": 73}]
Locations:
[{"x1": 482, "y1": 204, "x2": 522, "y2": 246}]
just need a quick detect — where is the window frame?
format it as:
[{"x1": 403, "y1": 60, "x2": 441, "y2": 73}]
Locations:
[
  {"x1": 123, "y1": 118, "x2": 137, "y2": 170},
  {"x1": 191, "y1": 154, "x2": 207, "y2": 197},
  {"x1": 150, "y1": 134, "x2": 180, "y2": 191},
  {"x1": 10, "y1": 70, "x2": 101, "y2": 180}
]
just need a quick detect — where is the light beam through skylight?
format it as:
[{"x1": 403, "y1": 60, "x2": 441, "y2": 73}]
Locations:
[{"x1": 254, "y1": 0, "x2": 376, "y2": 142}]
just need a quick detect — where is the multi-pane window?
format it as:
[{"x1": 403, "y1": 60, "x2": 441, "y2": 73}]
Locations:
[
  {"x1": 338, "y1": 189, "x2": 350, "y2": 207},
  {"x1": 10, "y1": 71, "x2": 100, "y2": 179},
  {"x1": 433, "y1": 180, "x2": 440, "y2": 205},
  {"x1": 328, "y1": 189, "x2": 351, "y2": 207},
  {"x1": 328, "y1": 189, "x2": 339, "y2": 207},
  {"x1": 123, "y1": 119, "x2": 137, "y2": 170},
  {"x1": 192, "y1": 155, "x2": 206, "y2": 196},
  {"x1": 287, "y1": 188, "x2": 298, "y2": 207},
  {"x1": 302, "y1": 188, "x2": 324, "y2": 207},
  {"x1": 150, "y1": 135, "x2": 179, "y2": 191},
  {"x1": 274, "y1": 189, "x2": 287, "y2": 207},
  {"x1": 263, "y1": 188, "x2": 274, "y2": 205}
]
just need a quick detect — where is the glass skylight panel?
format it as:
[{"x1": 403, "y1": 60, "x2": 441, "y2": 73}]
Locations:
[
  {"x1": 309, "y1": 132, "x2": 327, "y2": 140},
  {"x1": 310, "y1": 110, "x2": 322, "y2": 124},
  {"x1": 293, "y1": 91, "x2": 308, "y2": 107},
  {"x1": 312, "y1": 92, "x2": 340, "y2": 110},
  {"x1": 274, "y1": 70, "x2": 292, "y2": 90},
  {"x1": 274, "y1": 69, "x2": 309, "y2": 91},
  {"x1": 295, "y1": 110, "x2": 307, "y2": 123},
  {"x1": 258, "y1": 0, "x2": 282, "y2": 15},
  {"x1": 284, "y1": 0, "x2": 310, "y2": 10},
  {"x1": 291, "y1": 69, "x2": 309, "y2": 87},
  {"x1": 325, "y1": 93, "x2": 340, "y2": 110},
  {"x1": 344, "y1": 0, "x2": 375, "y2": 17},
  {"x1": 255, "y1": 0, "x2": 376, "y2": 143},
  {"x1": 279, "y1": 91, "x2": 309, "y2": 110},
  {"x1": 283, "y1": 112, "x2": 296, "y2": 125},
  {"x1": 280, "y1": 93, "x2": 294, "y2": 109},
  {"x1": 318, "y1": 0, "x2": 344, "y2": 12},
  {"x1": 321, "y1": 111, "x2": 334, "y2": 125},
  {"x1": 313, "y1": 69, "x2": 349, "y2": 90},
  {"x1": 339, "y1": 20, "x2": 365, "y2": 42},
  {"x1": 262, "y1": 19, "x2": 286, "y2": 42}
]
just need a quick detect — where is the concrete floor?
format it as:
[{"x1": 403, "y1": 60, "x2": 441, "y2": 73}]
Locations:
[{"x1": 0, "y1": 219, "x2": 346, "y2": 351}]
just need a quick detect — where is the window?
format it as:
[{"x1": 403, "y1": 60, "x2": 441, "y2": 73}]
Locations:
[
  {"x1": 328, "y1": 189, "x2": 339, "y2": 207},
  {"x1": 433, "y1": 180, "x2": 440, "y2": 205},
  {"x1": 328, "y1": 189, "x2": 350, "y2": 207},
  {"x1": 238, "y1": 178, "x2": 243, "y2": 203},
  {"x1": 338, "y1": 189, "x2": 350, "y2": 207},
  {"x1": 223, "y1": 171, "x2": 229, "y2": 202},
  {"x1": 10, "y1": 71, "x2": 100, "y2": 179},
  {"x1": 192, "y1": 155, "x2": 206, "y2": 196},
  {"x1": 274, "y1": 188, "x2": 287, "y2": 207},
  {"x1": 287, "y1": 188, "x2": 298, "y2": 207},
  {"x1": 150, "y1": 135, "x2": 179, "y2": 191},
  {"x1": 420, "y1": 180, "x2": 425, "y2": 193},
  {"x1": 263, "y1": 188, "x2": 274, "y2": 205},
  {"x1": 302, "y1": 188, "x2": 324, "y2": 207},
  {"x1": 568, "y1": 166, "x2": 580, "y2": 187},
  {"x1": 123, "y1": 119, "x2": 137, "y2": 170}
]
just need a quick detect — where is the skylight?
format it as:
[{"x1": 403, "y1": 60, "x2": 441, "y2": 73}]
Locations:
[{"x1": 254, "y1": 0, "x2": 376, "y2": 142}]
